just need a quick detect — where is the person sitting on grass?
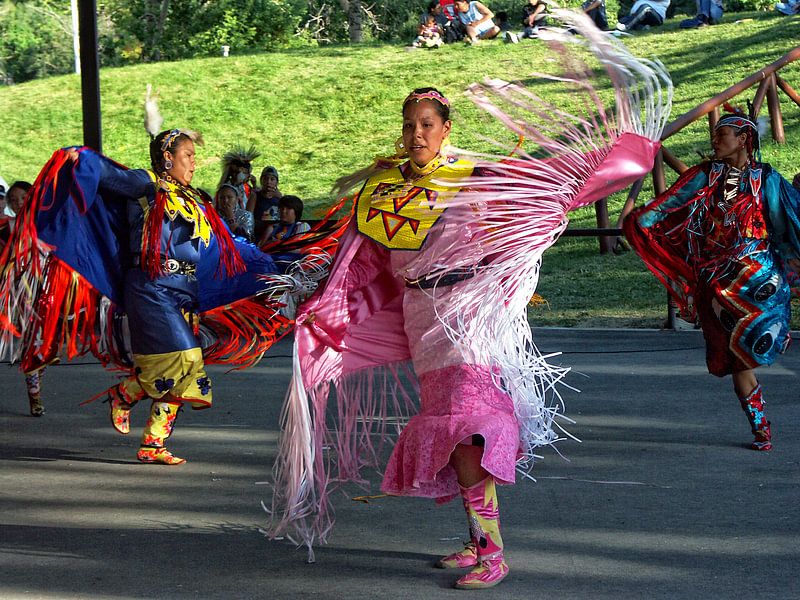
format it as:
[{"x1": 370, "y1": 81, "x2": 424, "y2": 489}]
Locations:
[
  {"x1": 428, "y1": 0, "x2": 468, "y2": 43},
  {"x1": 218, "y1": 146, "x2": 259, "y2": 209},
  {"x1": 522, "y1": 0, "x2": 547, "y2": 37},
  {"x1": 263, "y1": 195, "x2": 311, "y2": 244},
  {"x1": 582, "y1": 0, "x2": 610, "y2": 30},
  {"x1": 422, "y1": 0, "x2": 450, "y2": 28},
  {"x1": 775, "y1": 0, "x2": 800, "y2": 13},
  {"x1": 216, "y1": 183, "x2": 254, "y2": 240},
  {"x1": 454, "y1": 0, "x2": 501, "y2": 44},
  {"x1": 615, "y1": 0, "x2": 670, "y2": 31},
  {"x1": 413, "y1": 14, "x2": 444, "y2": 48},
  {"x1": 250, "y1": 165, "x2": 282, "y2": 243},
  {"x1": 679, "y1": 0, "x2": 723, "y2": 28}
]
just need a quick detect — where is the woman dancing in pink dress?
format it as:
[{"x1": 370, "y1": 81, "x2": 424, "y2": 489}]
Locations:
[{"x1": 267, "y1": 12, "x2": 672, "y2": 590}]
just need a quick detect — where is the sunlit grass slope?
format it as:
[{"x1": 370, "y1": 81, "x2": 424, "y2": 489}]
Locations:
[{"x1": 0, "y1": 13, "x2": 798, "y2": 326}]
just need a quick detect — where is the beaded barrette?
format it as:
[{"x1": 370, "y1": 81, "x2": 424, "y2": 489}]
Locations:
[
  {"x1": 403, "y1": 90, "x2": 450, "y2": 107},
  {"x1": 160, "y1": 129, "x2": 184, "y2": 151}
]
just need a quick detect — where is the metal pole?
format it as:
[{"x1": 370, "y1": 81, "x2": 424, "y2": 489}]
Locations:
[{"x1": 78, "y1": 0, "x2": 102, "y2": 152}]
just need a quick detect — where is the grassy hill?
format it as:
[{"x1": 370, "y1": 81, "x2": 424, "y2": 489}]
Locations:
[{"x1": 1, "y1": 13, "x2": 798, "y2": 327}]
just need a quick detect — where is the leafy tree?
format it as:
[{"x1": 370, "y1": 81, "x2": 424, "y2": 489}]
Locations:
[
  {"x1": 0, "y1": 0, "x2": 74, "y2": 83},
  {"x1": 0, "y1": 0, "x2": 781, "y2": 84}
]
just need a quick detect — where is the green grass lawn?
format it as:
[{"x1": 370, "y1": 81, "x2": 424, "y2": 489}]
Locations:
[{"x1": 1, "y1": 12, "x2": 798, "y2": 327}]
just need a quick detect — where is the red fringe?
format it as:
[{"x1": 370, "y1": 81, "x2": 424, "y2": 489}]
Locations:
[
  {"x1": 141, "y1": 187, "x2": 169, "y2": 279},
  {"x1": 201, "y1": 193, "x2": 247, "y2": 278},
  {"x1": 20, "y1": 256, "x2": 123, "y2": 372},
  {"x1": 0, "y1": 149, "x2": 71, "y2": 341},
  {"x1": 1, "y1": 149, "x2": 71, "y2": 280},
  {"x1": 260, "y1": 196, "x2": 352, "y2": 255},
  {"x1": 201, "y1": 296, "x2": 293, "y2": 369}
]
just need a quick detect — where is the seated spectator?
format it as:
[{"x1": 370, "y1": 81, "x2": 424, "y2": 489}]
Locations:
[
  {"x1": 440, "y1": 0, "x2": 457, "y2": 19},
  {"x1": 264, "y1": 195, "x2": 311, "y2": 244},
  {"x1": 216, "y1": 183, "x2": 254, "y2": 240},
  {"x1": 218, "y1": 146, "x2": 259, "y2": 209},
  {"x1": 679, "y1": 0, "x2": 723, "y2": 27},
  {"x1": 454, "y1": 0, "x2": 501, "y2": 44},
  {"x1": 5, "y1": 181, "x2": 31, "y2": 222},
  {"x1": 582, "y1": 0, "x2": 610, "y2": 30},
  {"x1": 495, "y1": 10, "x2": 511, "y2": 31},
  {"x1": 522, "y1": 0, "x2": 547, "y2": 37},
  {"x1": 425, "y1": 0, "x2": 466, "y2": 43},
  {"x1": 413, "y1": 14, "x2": 444, "y2": 48},
  {"x1": 615, "y1": 0, "x2": 670, "y2": 31},
  {"x1": 775, "y1": 0, "x2": 800, "y2": 13},
  {"x1": 422, "y1": 0, "x2": 450, "y2": 27},
  {"x1": 0, "y1": 184, "x2": 11, "y2": 260},
  {"x1": 250, "y1": 166, "x2": 282, "y2": 243}
]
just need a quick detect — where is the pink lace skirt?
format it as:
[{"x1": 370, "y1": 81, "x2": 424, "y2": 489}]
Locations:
[{"x1": 381, "y1": 363, "x2": 519, "y2": 501}]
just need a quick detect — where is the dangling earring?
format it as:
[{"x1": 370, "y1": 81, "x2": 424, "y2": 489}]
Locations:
[
  {"x1": 394, "y1": 136, "x2": 407, "y2": 158},
  {"x1": 164, "y1": 159, "x2": 173, "y2": 170}
]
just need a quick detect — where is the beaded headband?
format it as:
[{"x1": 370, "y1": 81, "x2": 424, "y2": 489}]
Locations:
[
  {"x1": 403, "y1": 90, "x2": 450, "y2": 108},
  {"x1": 715, "y1": 115, "x2": 758, "y2": 134}
]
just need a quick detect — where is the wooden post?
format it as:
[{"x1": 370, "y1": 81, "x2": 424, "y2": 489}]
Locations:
[
  {"x1": 652, "y1": 149, "x2": 667, "y2": 196},
  {"x1": 661, "y1": 146, "x2": 689, "y2": 174},
  {"x1": 775, "y1": 75, "x2": 800, "y2": 108},
  {"x1": 595, "y1": 198, "x2": 613, "y2": 254},
  {"x1": 750, "y1": 78, "x2": 770, "y2": 120},
  {"x1": 660, "y1": 47, "x2": 800, "y2": 141},
  {"x1": 615, "y1": 177, "x2": 645, "y2": 229},
  {"x1": 650, "y1": 150, "x2": 676, "y2": 329},
  {"x1": 708, "y1": 105, "x2": 720, "y2": 138},
  {"x1": 766, "y1": 73, "x2": 785, "y2": 143}
]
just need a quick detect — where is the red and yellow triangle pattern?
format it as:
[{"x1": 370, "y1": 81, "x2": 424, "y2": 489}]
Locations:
[{"x1": 355, "y1": 159, "x2": 473, "y2": 250}]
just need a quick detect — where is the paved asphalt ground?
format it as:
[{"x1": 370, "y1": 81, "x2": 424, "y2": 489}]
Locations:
[{"x1": 1, "y1": 329, "x2": 798, "y2": 600}]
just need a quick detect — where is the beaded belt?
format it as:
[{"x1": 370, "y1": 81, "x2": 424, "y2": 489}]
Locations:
[
  {"x1": 405, "y1": 267, "x2": 477, "y2": 289},
  {"x1": 131, "y1": 256, "x2": 197, "y2": 277}
]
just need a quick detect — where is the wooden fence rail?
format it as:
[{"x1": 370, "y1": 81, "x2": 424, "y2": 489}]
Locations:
[{"x1": 560, "y1": 47, "x2": 800, "y2": 327}]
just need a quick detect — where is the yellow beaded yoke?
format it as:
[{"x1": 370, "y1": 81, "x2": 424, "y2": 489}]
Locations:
[{"x1": 356, "y1": 158, "x2": 473, "y2": 250}]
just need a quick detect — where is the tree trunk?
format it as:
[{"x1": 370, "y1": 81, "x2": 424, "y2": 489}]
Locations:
[
  {"x1": 150, "y1": 0, "x2": 171, "y2": 61},
  {"x1": 348, "y1": 0, "x2": 362, "y2": 43}
]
